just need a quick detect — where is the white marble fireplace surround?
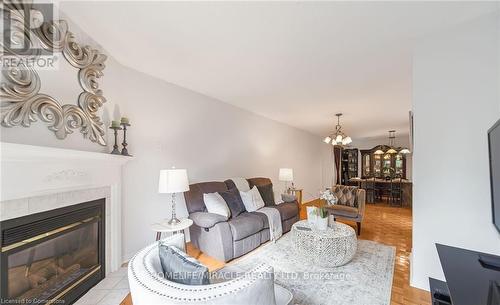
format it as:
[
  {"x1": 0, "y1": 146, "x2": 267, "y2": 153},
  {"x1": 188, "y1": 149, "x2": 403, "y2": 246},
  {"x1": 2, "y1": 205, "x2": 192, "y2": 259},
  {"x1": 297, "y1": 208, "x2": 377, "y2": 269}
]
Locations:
[{"x1": 0, "y1": 142, "x2": 133, "y2": 275}]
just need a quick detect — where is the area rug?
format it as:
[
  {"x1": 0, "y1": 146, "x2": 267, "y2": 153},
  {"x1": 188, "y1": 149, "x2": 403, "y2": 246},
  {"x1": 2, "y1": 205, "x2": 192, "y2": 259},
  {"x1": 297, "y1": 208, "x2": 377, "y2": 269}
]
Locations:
[{"x1": 227, "y1": 233, "x2": 395, "y2": 305}]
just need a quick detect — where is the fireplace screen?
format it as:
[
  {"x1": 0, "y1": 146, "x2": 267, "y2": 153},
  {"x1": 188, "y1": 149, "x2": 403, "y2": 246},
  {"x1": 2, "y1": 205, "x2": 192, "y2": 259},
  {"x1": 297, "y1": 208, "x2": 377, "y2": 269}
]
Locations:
[
  {"x1": 1, "y1": 199, "x2": 105, "y2": 304},
  {"x1": 7, "y1": 222, "x2": 98, "y2": 300}
]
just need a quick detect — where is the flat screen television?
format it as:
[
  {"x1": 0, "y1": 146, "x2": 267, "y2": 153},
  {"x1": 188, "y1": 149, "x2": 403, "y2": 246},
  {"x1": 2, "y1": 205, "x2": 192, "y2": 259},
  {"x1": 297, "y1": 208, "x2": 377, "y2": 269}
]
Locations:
[{"x1": 489, "y1": 118, "x2": 500, "y2": 233}]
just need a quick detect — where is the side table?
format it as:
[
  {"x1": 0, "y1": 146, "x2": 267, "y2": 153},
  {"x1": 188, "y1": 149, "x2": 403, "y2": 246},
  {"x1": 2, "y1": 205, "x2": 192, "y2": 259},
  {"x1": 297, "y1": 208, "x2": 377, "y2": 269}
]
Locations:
[
  {"x1": 290, "y1": 188, "x2": 303, "y2": 215},
  {"x1": 150, "y1": 218, "x2": 193, "y2": 247},
  {"x1": 291, "y1": 188, "x2": 303, "y2": 205}
]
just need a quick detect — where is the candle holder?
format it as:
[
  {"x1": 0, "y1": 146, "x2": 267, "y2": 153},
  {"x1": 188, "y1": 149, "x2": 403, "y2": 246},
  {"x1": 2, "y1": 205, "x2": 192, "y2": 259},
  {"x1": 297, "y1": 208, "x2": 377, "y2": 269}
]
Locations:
[
  {"x1": 109, "y1": 126, "x2": 122, "y2": 155},
  {"x1": 120, "y1": 122, "x2": 132, "y2": 156}
]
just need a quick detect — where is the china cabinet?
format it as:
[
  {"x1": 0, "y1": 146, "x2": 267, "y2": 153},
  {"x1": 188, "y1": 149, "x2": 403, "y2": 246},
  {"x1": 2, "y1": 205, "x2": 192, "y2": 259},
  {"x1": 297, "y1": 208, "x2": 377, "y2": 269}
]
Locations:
[
  {"x1": 341, "y1": 148, "x2": 359, "y2": 184},
  {"x1": 360, "y1": 145, "x2": 407, "y2": 179},
  {"x1": 361, "y1": 153, "x2": 371, "y2": 177}
]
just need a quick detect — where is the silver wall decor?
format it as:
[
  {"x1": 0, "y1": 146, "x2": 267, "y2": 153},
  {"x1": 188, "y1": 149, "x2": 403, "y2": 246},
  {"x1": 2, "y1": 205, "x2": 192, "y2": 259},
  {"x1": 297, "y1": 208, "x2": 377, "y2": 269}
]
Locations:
[{"x1": 1, "y1": 1, "x2": 108, "y2": 145}]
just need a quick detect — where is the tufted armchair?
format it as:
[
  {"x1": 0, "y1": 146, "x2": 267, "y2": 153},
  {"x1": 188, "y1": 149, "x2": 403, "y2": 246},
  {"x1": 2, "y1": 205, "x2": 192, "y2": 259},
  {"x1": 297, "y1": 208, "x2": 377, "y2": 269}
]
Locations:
[
  {"x1": 326, "y1": 185, "x2": 366, "y2": 235},
  {"x1": 128, "y1": 234, "x2": 293, "y2": 305}
]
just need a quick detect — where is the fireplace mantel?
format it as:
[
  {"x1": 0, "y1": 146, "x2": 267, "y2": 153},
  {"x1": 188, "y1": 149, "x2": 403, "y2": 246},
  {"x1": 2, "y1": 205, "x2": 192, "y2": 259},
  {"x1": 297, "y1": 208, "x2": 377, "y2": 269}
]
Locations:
[
  {"x1": 1, "y1": 142, "x2": 133, "y2": 201},
  {"x1": 1, "y1": 142, "x2": 133, "y2": 163},
  {"x1": 0, "y1": 142, "x2": 133, "y2": 274}
]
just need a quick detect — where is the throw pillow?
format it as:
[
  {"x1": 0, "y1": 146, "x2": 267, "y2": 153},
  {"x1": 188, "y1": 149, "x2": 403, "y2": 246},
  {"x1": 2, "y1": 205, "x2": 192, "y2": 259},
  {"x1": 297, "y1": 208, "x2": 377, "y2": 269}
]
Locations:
[
  {"x1": 239, "y1": 188, "x2": 255, "y2": 212},
  {"x1": 219, "y1": 188, "x2": 246, "y2": 218},
  {"x1": 256, "y1": 184, "x2": 276, "y2": 206},
  {"x1": 251, "y1": 186, "x2": 266, "y2": 210},
  {"x1": 158, "y1": 244, "x2": 209, "y2": 285},
  {"x1": 239, "y1": 186, "x2": 265, "y2": 212},
  {"x1": 203, "y1": 192, "x2": 231, "y2": 218},
  {"x1": 332, "y1": 186, "x2": 358, "y2": 207}
]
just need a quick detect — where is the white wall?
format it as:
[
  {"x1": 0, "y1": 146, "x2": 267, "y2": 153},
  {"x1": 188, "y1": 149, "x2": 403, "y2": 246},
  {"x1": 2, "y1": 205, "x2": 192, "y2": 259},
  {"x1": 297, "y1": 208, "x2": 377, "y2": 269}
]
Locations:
[
  {"x1": 110, "y1": 62, "x2": 332, "y2": 260},
  {"x1": 411, "y1": 12, "x2": 500, "y2": 290},
  {"x1": 0, "y1": 15, "x2": 331, "y2": 262}
]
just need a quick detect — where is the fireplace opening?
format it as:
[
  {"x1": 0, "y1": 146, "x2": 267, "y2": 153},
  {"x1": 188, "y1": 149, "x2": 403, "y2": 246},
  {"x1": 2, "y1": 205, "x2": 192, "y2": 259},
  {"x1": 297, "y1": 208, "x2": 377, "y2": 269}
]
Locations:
[{"x1": 1, "y1": 198, "x2": 105, "y2": 305}]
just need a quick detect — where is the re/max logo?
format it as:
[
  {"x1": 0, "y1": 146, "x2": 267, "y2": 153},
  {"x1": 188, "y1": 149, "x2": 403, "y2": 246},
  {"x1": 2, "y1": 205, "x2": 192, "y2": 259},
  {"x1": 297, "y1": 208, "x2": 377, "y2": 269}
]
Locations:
[{"x1": 2, "y1": 2, "x2": 55, "y2": 56}]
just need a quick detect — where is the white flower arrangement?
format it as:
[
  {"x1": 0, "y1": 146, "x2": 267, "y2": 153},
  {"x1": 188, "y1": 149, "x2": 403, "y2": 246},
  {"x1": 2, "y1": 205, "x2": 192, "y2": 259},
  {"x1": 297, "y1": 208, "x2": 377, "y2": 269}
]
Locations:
[{"x1": 320, "y1": 189, "x2": 338, "y2": 206}]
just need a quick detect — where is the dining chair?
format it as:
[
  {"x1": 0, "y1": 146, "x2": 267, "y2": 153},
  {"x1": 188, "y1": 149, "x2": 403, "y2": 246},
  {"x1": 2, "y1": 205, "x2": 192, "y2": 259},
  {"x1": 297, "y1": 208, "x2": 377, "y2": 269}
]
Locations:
[{"x1": 390, "y1": 178, "x2": 403, "y2": 206}]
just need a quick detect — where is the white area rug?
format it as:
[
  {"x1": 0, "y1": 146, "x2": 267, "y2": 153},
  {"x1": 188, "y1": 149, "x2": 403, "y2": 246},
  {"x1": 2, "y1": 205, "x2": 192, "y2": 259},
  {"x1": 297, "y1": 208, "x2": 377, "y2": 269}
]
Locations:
[{"x1": 228, "y1": 233, "x2": 396, "y2": 305}]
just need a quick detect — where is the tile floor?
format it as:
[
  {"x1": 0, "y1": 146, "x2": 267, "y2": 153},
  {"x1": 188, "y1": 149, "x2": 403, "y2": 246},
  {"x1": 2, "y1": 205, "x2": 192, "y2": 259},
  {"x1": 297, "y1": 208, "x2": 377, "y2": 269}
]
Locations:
[{"x1": 74, "y1": 267, "x2": 129, "y2": 305}]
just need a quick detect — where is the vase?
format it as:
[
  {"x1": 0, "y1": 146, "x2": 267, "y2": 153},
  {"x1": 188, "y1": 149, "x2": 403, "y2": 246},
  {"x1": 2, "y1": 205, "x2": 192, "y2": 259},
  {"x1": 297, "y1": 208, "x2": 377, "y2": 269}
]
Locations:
[
  {"x1": 328, "y1": 215, "x2": 336, "y2": 229},
  {"x1": 315, "y1": 217, "x2": 328, "y2": 230}
]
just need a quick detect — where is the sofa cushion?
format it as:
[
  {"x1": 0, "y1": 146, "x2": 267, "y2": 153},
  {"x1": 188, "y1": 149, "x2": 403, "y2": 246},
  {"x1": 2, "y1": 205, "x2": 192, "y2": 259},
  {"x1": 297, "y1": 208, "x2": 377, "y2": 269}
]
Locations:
[
  {"x1": 189, "y1": 212, "x2": 228, "y2": 229},
  {"x1": 256, "y1": 184, "x2": 276, "y2": 206},
  {"x1": 158, "y1": 244, "x2": 209, "y2": 285},
  {"x1": 228, "y1": 213, "x2": 264, "y2": 241},
  {"x1": 332, "y1": 185, "x2": 359, "y2": 208},
  {"x1": 273, "y1": 202, "x2": 298, "y2": 221},
  {"x1": 219, "y1": 188, "x2": 246, "y2": 218},
  {"x1": 250, "y1": 211, "x2": 270, "y2": 229},
  {"x1": 328, "y1": 204, "x2": 359, "y2": 218},
  {"x1": 247, "y1": 177, "x2": 273, "y2": 189}
]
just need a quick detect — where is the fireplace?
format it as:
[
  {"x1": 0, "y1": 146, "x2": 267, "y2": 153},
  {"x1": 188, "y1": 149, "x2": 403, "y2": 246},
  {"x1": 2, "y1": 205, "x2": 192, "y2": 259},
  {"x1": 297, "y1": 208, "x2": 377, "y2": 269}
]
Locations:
[{"x1": 1, "y1": 198, "x2": 105, "y2": 304}]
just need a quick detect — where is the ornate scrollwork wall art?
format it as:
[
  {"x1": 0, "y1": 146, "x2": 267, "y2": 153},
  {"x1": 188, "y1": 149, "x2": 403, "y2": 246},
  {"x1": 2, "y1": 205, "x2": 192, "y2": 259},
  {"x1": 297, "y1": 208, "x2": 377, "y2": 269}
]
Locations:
[{"x1": 1, "y1": 1, "x2": 107, "y2": 145}]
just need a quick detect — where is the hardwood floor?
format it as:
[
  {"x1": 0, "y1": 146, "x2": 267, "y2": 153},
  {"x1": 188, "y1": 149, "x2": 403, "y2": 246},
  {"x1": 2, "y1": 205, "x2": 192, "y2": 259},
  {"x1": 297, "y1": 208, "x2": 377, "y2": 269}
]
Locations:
[
  {"x1": 301, "y1": 200, "x2": 431, "y2": 305},
  {"x1": 121, "y1": 202, "x2": 431, "y2": 305}
]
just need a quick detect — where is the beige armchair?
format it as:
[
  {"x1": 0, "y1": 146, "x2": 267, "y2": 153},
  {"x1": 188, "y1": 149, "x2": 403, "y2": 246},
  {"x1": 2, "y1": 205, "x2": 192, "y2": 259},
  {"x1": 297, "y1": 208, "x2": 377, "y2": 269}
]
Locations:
[{"x1": 326, "y1": 185, "x2": 366, "y2": 235}]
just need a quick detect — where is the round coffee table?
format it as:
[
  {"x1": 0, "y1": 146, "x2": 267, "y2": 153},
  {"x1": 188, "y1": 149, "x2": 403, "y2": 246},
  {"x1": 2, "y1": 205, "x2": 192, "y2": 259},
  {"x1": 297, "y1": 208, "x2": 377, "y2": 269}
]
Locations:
[{"x1": 291, "y1": 220, "x2": 357, "y2": 267}]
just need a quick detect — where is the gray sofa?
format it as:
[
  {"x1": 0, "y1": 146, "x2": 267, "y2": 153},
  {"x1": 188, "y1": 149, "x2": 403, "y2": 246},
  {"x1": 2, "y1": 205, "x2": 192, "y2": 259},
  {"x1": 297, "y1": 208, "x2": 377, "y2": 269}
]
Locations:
[{"x1": 184, "y1": 177, "x2": 299, "y2": 262}]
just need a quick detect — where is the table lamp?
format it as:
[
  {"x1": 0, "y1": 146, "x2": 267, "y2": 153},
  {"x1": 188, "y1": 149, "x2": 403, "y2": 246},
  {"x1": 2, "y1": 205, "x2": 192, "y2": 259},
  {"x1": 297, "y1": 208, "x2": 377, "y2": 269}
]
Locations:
[
  {"x1": 158, "y1": 168, "x2": 190, "y2": 225},
  {"x1": 279, "y1": 168, "x2": 294, "y2": 194}
]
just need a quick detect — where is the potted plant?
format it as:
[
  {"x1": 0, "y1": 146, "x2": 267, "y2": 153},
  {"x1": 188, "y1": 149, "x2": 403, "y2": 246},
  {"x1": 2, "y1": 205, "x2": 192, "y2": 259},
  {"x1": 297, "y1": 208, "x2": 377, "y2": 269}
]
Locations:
[{"x1": 315, "y1": 207, "x2": 329, "y2": 230}]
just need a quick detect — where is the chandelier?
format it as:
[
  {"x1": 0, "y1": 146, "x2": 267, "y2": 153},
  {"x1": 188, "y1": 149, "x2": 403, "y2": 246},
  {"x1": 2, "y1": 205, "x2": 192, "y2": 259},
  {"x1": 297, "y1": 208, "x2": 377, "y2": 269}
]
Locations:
[
  {"x1": 323, "y1": 113, "x2": 352, "y2": 146},
  {"x1": 374, "y1": 130, "x2": 411, "y2": 155}
]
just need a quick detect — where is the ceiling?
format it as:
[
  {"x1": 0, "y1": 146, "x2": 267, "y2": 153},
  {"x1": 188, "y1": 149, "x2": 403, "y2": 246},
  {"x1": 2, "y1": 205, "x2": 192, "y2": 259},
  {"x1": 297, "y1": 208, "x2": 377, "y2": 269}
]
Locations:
[{"x1": 59, "y1": 1, "x2": 498, "y2": 140}]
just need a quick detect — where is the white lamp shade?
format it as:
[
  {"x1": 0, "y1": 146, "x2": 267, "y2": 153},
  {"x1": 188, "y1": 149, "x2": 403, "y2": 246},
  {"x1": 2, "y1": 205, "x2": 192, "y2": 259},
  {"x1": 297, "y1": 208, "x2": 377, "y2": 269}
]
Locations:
[
  {"x1": 158, "y1": 169, "x2": 190, "y2": 193},
  {"x1": 323, "y1": 136, "x2": 331, "y2": 144},
  {"x1": 399, "y1": 148, "x2": 411, "y2": 154},
  {"x1": 345, "y1": 136, "x2": 352, "y2": 144},
  {"x1": 335, "y1": 135, "x2": 343, "y2": 143},
  {"x1": 279, "y1": 168, "x2": 294, "y2": 182}
]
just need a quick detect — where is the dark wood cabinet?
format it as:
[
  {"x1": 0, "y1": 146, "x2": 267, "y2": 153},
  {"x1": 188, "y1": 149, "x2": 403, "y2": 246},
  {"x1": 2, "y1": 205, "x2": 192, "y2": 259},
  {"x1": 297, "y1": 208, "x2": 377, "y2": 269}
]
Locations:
[
  {"x1": 341, "y1": 148, "x2": 358, "y2": 185},
  {"x1": 361, "y1": 145, "x2": 407, "y2": 179}
]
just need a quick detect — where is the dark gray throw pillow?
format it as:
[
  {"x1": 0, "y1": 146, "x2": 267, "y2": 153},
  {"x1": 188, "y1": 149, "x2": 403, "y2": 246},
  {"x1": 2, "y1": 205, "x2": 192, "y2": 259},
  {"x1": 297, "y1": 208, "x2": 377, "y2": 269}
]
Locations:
[
  {"x1": 158, "y1": 244, "x2": 209, "y2": 285},
  {"x1": 219, "y1": 188, "x2": 246, "y2": 218},
  {"x1": 257, "y1": 184, "x2": 276, "y2": 206}
]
